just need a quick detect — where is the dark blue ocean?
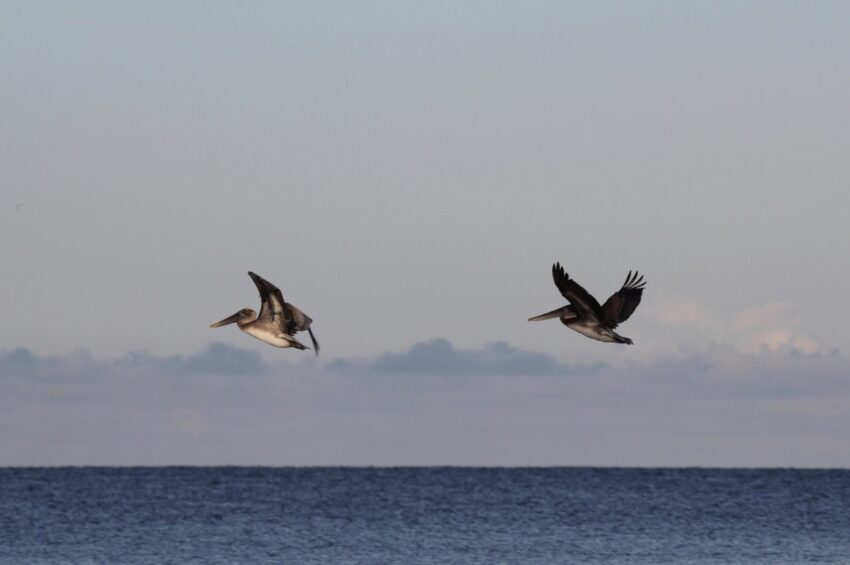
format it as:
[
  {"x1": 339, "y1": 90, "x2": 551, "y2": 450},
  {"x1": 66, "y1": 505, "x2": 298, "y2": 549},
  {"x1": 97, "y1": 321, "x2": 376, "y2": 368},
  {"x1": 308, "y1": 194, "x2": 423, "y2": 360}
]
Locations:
[{"x1": 1, "y1": 468, "x2": 849, "y2": 564}]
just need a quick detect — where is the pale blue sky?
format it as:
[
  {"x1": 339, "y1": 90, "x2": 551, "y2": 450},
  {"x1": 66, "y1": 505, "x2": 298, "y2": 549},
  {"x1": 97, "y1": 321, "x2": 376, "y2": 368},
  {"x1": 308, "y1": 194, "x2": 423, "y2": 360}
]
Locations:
[
  {"x1": 3, "y1": 1, "x2": 849, "y2": 360},
  {"x1": 2, "y1": 2, "x2": 849, "y2": 465}
]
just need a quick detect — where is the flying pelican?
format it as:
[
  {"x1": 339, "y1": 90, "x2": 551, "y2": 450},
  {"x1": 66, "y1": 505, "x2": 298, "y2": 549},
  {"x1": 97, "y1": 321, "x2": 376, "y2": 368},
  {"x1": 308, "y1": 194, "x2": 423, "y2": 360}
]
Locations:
[
  {"x1": 210, "y1": 272, "x2": 320, "y2": 355},
  {"x1": 529, "y1": 263, "x2": 645, "y2": 344}
]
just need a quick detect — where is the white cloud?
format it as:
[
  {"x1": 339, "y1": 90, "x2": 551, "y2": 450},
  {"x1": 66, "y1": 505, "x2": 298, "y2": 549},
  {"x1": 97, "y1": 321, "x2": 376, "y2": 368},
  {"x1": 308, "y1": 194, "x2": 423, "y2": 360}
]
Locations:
[{"x1": 650, "y1": 299, "x2": 824, "y2": 355}]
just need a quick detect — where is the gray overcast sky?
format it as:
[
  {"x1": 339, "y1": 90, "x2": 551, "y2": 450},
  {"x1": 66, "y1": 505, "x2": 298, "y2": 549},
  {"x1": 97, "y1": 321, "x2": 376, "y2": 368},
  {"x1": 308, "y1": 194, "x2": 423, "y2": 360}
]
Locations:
[{"x1": 2, "y1": 2, "x2": 850, "y2": 466}]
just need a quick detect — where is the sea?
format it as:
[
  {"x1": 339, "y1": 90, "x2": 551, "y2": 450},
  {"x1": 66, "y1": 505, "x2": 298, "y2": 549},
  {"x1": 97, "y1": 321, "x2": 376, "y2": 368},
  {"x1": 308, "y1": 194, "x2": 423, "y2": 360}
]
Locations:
[{"x1": 1, "y1": 467, "x2": 848, "y2": 564}]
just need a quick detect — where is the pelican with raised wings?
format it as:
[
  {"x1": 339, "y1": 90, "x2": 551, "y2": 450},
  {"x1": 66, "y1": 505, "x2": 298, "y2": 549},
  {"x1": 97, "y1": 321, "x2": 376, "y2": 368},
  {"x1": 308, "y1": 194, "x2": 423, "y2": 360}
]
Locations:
[
  {"x1": 210, "y1": 272, "x2": 320, "y2": 355},
  {"x1": 529, "y1": 263, "x2": 646, "y2": 344}
]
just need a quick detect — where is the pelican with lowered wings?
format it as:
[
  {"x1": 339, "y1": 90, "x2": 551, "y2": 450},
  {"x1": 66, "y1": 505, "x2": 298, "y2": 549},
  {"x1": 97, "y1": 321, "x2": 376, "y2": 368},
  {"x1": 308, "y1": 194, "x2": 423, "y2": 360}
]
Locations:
[
  {"x1": 529, "y1": 263, "x2": 645, "y2": 344},
  {"x1": 210, "y1": 272, "x2": 320, "y2": 355}
]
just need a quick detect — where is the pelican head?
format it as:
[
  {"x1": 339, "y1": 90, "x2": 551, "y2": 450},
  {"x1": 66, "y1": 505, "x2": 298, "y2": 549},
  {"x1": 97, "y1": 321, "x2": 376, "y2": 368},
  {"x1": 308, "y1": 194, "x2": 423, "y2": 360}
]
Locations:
[{"x1": 209, "y1": 308, "x2": 256, "y2": 328}]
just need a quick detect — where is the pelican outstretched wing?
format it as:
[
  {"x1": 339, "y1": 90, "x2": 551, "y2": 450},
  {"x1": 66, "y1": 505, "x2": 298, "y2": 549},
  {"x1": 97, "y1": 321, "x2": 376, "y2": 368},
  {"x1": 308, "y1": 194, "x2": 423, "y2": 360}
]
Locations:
[
  {"x1": 248, "y1": 272, "x2": 289, "y2": 332},
  {"x1": 552, "y1": 263, "x2": 604, "y2": 319},
  {"x1": 284, "y1": 303, "x2": 320, "y2": 354},
  {"x1": 284, "y1": 303, "x2": 317, "y2": 348},
  {"x1": 601, "y1": 271, "x2": 646, "y2": 328}
]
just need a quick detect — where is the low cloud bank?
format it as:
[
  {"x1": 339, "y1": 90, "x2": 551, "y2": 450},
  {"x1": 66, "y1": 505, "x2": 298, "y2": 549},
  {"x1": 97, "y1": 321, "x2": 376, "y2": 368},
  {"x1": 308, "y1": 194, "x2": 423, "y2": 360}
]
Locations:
[
  {"x1": 2, "y1": 338, "x2": 849, "y2": 467},
  {"x1": 119, "y1": 342, "x2": 266, "y2": 376},
  {"x1": 0, "y1": 342, "x2": 266, "y2": 378},
  {"x1": 0, "y1": 339, "x2": 586, "y2": 379},
  {"x1": 1, "y1": 339, "x2": 846, "y2": 391},
  {"x1": 327, "y1": 338, "x2": 601, "y2": 376}
]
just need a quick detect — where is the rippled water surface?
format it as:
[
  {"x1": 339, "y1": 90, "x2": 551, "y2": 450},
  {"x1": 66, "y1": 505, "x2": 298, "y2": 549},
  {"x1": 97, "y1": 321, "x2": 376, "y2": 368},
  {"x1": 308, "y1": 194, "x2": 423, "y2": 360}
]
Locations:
[{"x1": 1, "y1": 467, "x2": 849, "y2": 563}]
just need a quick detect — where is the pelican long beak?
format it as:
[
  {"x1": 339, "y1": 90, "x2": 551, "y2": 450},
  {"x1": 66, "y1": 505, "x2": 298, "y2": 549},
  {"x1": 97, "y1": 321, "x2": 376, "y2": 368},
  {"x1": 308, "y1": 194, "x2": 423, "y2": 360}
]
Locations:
[
  {"x1": 210, "y1": 311, "x2": 243, "y2": 328},
  {"x1": 528, "y1": 306, "x2": 569, "y2": 322}
]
